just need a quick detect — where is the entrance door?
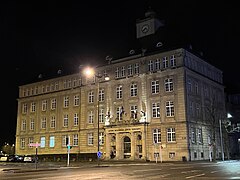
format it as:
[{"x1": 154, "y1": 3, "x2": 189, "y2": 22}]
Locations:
[{"x1": 123, "y1": 136, "x2": 131, "y2": 158}]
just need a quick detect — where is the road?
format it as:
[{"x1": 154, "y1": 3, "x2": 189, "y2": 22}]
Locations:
[{"x1": 0, "y1": 160, "x2": 240, "y2": 179}]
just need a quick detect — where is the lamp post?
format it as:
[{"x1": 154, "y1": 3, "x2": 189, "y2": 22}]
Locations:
[{"x1": 83, "y1": 67, "x2": 109, "y2": 166}]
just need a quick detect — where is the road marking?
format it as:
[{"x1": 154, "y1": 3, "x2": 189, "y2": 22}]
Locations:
[
  {"x1": 133, "y1": 168, "x2": 161, "y2": 172},
  {"x1": 186, "y1": 173, "x2": 205, "y2": 179}
]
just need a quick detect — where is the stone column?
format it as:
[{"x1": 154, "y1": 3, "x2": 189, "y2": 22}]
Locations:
[
  {"x1": 105, "y1": 132, "x2": 110, "y2": 159},
  {"x1": 142, "y1": 126, "x2": 147, "y2": 160},
  {"x1": 115, "y1": 133, "x2": 121, "y2": 159},
  {"x1": 131, "y1": 132, "x2": 136, "y2": 160}
]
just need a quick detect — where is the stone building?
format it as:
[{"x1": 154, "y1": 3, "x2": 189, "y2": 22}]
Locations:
[{"x1": 15, "y1": 47, "x2": 226, "y2": 162}]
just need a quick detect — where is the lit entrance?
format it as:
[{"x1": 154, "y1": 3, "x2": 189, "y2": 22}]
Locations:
[{"x1": 123, "y1": 136, "x2": 131, "y2": 158}]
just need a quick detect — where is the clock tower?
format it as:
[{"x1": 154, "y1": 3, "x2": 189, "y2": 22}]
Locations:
[{"x1": 136, "y1": 9, "x2": 164, "y2": 39}]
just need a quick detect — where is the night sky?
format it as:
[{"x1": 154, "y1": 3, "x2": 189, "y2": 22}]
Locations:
[{"x1": 0, "y1": 1, "x2": 239, "y2": 147}]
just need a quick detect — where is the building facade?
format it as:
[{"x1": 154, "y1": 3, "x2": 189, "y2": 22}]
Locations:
[{"x1": 15, "y1": 48, "x2": 226, "y2": 162}]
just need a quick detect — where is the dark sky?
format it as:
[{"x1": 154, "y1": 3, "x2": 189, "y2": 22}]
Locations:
[{"x1": 0, "y1": 0, "x2": 239, "y2": 147}]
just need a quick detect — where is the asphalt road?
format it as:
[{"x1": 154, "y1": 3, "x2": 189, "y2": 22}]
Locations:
[{"x1": 0, "y1": 160, "x2": 240, "y2": 179}]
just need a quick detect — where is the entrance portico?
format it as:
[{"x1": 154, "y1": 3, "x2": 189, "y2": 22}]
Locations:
[{"x1": 105, "y1": 125, "x2": 147, "y2": 160}]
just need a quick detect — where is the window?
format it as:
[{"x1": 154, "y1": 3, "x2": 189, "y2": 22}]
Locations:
[
  {"x1": 116, "y1": 107, "x2": 123, "y2": 121},
  {"x1": 170, "y1": 55, "x2": 176, "y2": 67},
  {"x1": 198, "y1": 129, "x2": 203, "y2": 144},
  {"x1": 163, "y1": 57, "x2": 168, "y2": 68},
  {"x1": 134, "y1": 63, "x2": 139, "y2": 74},
  {"x1": 51, "y1": 98, "x2": 57, "y2": 110},
  {"x1": 151, "y1": 80, "x2": 159, "y2": 94},
  {"x1": 88, "y1": 91, "x2": 94, "y2": 103},
  {"x1": 50, "y1": 116, "x2": 56, "y2": 128},
  {"x1": 99, "y1": 108, "x2": 104, "y2": 123},
  {"x1": 42, "y1": 100, "x2": 47, "y2": 111},
  {"x1": 63, "y1": 114, "x2": 69, "y2": 127},
  {"x1": 22, "y1": 103, "x2": 27, "y2": 114},
  {"x1": 64, "y1": 96, "x2": 69, "y2": 108},
  {"x1": 153, "y1": 129, "x2": 161, "y2": 143},
  {"x1": 130, "y1": 83, "x2": 137, "y2": 97},
  {"x1": 130, "y1": 105, "x2": 138, "y2": 119},
  {"x1": 41, "y1": 117, "x2": 47, "y2": 129},
  {"x1": 21, "y1": 120, "x2": 26, "y2": 131},
  {"x1": 155, "y1": 59, "x2": 161, "y2": 70},
  {"x1": 40, "y1": 137, "x2": 46, "y2": 148},
  {"x1": 63, "y1": 80, "x2": 67, "y2": 89},
  {"x1": 67, "y1": 79, "x2": 72, "y2": 88},
  {"x1": 116, "y1": 85, "x2": 123, "y2": 99},
  {"x1": 99, "y1": 132, "x2": 104, "y2": 145},
  {"x1": 29, "y1": 137, "x2": 34, "y2": 148},
  {"x1": 88, "y1": 111, "x2": 94, "y2": 124},
  {"x1": 74, "y1": 113, "x2": 79, "y2": 126},
  {"x1": 62, "y1": 135, "x2": 68, "y2": 147},
  {"x1": 166, "y1": 101, "x2": 174, "y2": 117},
  {"x1": 31, "y1": 102, "x2": 36, "y2": 112},
  {"x1": 165, "y1": 78, "x2": 173, "y2": 92},
  {"x1": 115, "y1": 67, "x2": 120, "y2": 78},
  {"x1": 167, "y1": 128, "x2": 176, "y2": 142},
  {"x1": 74, "y1": 95, "x2": 80, "y2": 106},
  {"x1": 191, "y1": 127, "x2": 196, "y2": 143},
  {"x1": 88, "y1": 133, "x2": 94, "y2": 145},
  {"x1": 148, "y1": 60, "x2": 154, "y2": 72},
  {"x1": 128, "y1": 65, "x2": 133, "y2": 76},
  {"x1": 169, "y1": 152, "x2": 175, "y2": 159},
  {"x1": 49, "y1": 136, "x2": 55, "y2": 148},
  {"x1": 195, "y1": 82, "x2": 199, "y2": 94},
  {"x1": 152, "y1": 102, "x2": 160, "y2": 118},
  {"x1": 73, "y1": 134, "x2": 78, "y2": 146},
  {"x1": 30, "y1": 118, "x2": 34, "y2": 130},
  {"x1": 99, "y1": 89, "x2": 104, "y2": 102},
  {"x1": 121, "y1": 66, "x2": 126, "y2": 77},
  {"x1": 20, "y1": 138, "x2": 25, "y2": 149}
]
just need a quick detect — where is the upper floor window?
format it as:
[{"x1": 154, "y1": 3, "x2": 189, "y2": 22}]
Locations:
[
  {"x1": 73, "y1": 134, "x2": 78, "y2": 146},
  {"x1": 130, "y1": 83, "x2": 137, "y2": 97},
  {"x1": 41, "y1": 117, "x2": 47, "y2": 129},
  {"x1": 163, "y1": 57, "x2": 168, "y2": 69},
  {"x1": 31, "y1": 102, "x2": 36, "y2": 112},
  {"x1": 116, "y1": 85, "x2": 122, "y2": 99},
  {"x1": 21, "y1": 120, "x2": 26, "y2": 131},
  {"x1": 99, "y1": 108, "x2": 104, "y2": 123},
  {"x1": 148, "y1": 60, "x2": 154, "y2": 72},
  {"x1": 30, "y1": 118, "x2": 34, "y2": 130},
  {"x1": 134, "y1": 63, "x2": 139, "y2": 74},
  {"x1": 88, "y1": 91, "x2": 94, "y2": 103},
  {"x1": 63, "y1": 96, "x2": 69, "y2": 108},
  {"x1": 153, "y1": 129, "x2": 161, "y2": 143},
  {"x1": 88, "y1": 111, "x2": 94, "y2": 124},
  {"x1": 116, "y1": 106, "x2": 123, "y2": 121},
  {"x1": 128, "y1": 65, "x2": 133, "y2": 76},
  {"x1": 49, "y1": 136, "x2": 55, "y2": 148},
  {"x1": 63, "y1": 80, "x2": 67, "y2": 89},
  {"x1": 121, "y1": 66, "x2": 126, "y2": 77},
  {"x1": 51, "y1": 98, "x2": 57, "y2": 110},
  {"x1": 152, "y1": 102, "x2": 160, "y2": 118},
  {"x1": 198, "y1": 129, "x2": 203, "y2": 144},
  {"x1": 99, "y1": 132, "x2": 104, "y2": 145},
  {"x1": 99, "y1": 89, "x2": 104, "y2": 102},
  {"x1": 167, "y1": 128, "x2": 176, "y2": 142},
  {"x1": 40, "y1": 137, "x2": 46, "y2": 148},
  {"x1": 88, "y1": 133, "x2": 94, "y2": 145},
  {"x1": 170, "y1": 55, "x2": 176, "y2": 67},
  {"x1": 155, "y1": 59, "x2": 161, "y2": 70},
  {"x1": 165, "y1": 78, "x2": 173, "y2": 92},
  {"x1": 130, "y1": 105, "x2": 138, "y2": 119},
  {"x1": 50, "y1": 116, "x2": 56, "y2": 128},
  {"x1": 191, "y1": 127, "x2": 196, "y2": 143},
  {"x1": 115, "y1": 67, "x2": 120, "y2": 78},
  {"x1": 74, "y1": 95, "x2": 80, "y2": 106},
  {"x1": 74, "y1": 113, "x2": 79, "y2": 126},
  {"x1": 151, "y1": 80, "x2": 159, "y2": 94},
  {"x1": 166, "y1": 101, "x2": 174, "y2": 117},
  {"x1": 63, "y1": 114, "x2": 68, "y2": 127},
  {"x1": 20, "y1": 138, "x2": 25, "y2": 149},
  {"x1": 42, "y1": 100, "x2": 47, "y2": 111},
  {"x1": 22, "y1": 103, "x2": 27, "y2": 114}
]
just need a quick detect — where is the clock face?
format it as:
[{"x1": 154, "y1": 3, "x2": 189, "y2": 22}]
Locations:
[{"x1": 141, "y1": 24, "x2": 149, "y2": 33}]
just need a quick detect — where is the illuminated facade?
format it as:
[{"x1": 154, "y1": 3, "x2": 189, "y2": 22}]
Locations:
[{"x1": 15, "y1": 48, "x2": 226, "y2": 161}]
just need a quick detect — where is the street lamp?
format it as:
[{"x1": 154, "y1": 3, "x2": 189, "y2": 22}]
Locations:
[{"x1": 83, "y1": 67, "x2": 109, "y2": 166}]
